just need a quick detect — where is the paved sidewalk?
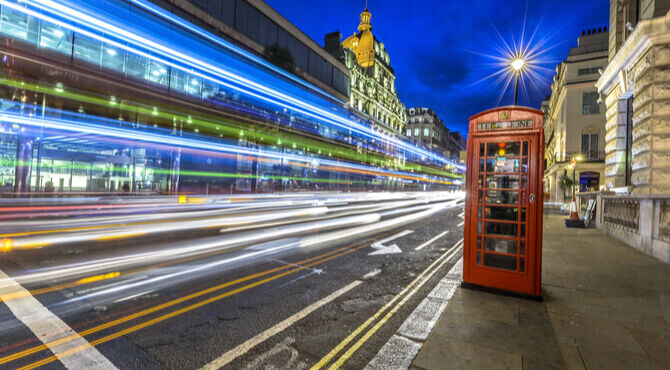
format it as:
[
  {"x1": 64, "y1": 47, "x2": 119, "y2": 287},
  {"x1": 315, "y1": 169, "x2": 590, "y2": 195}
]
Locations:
[{"x1": 411, "y1": 213, "x2": 670, "y2": 370}]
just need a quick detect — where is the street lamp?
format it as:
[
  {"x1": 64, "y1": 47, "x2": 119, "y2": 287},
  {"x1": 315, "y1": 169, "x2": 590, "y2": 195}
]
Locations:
[
  {"x1": 511, "y1": 57, "x2": 525, "y2": 106},
  {"x1": 568, "y1": 154, "x2": 584, "y2": 221}
]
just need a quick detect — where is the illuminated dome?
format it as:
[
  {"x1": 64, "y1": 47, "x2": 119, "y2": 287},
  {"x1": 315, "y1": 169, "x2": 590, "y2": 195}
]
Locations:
[{"x1": 342, "y1": 7, "x2": 375, "y2": 68}]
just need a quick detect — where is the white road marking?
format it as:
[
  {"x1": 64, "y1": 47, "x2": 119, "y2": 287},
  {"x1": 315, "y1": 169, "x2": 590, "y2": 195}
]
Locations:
[
  {"x1": 457, "y1": 221, "x2": 465, "y2": 227},
  {"x1": 0, "y1": 269, "x2": 117, "y2": 370},
  {"x1": 244, "y1": 337, "x2": 307, "y2": 370},
  {"x1": 457, "y1": 211, "x2": 465, "y2": 219},
  {"x1": 369, "y1": 230, "x2": 414, "y2": 255},
  {"x1": 362, "y1": 269, "x2": 382, "y2": 280},
  {"x1": 201, "y1": 280, "x2": 363, "y2": 370},
  {"x1": 414, "y1": 231, "x2": 449, "y2": 251},
  {"x1": 366, "y1": 240, "x2": 463, "y2": 370}
]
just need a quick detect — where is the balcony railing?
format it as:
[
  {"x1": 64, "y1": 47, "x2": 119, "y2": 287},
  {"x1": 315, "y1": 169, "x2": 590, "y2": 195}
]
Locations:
[{"x1": 548, "y1": 151, "x2": 606, "y2": 164}]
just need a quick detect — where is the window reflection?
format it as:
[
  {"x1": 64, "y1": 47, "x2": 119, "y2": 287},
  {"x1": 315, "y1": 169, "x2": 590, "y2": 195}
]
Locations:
[
  {"x1": 101, "y1": 43, "x2": 124, "y2": 72},
  {"x1": 73, "y1": 34, "x2": 102, "y2": 66},
  {"x1": 39, "y1": 24, "x2": 72, "y2": 53}
]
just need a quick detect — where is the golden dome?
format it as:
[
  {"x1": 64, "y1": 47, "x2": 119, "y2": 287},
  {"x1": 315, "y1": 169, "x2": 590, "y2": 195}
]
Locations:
[{"x1": 341, "y1": 6, "x2": 376, "y2": 68}]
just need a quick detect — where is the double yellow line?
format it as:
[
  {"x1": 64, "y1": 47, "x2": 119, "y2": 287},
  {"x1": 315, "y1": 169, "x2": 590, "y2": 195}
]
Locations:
[
  {"x1": 1, "y1": 232, "x2": 393, "y2": 369},
  {"x1": 312, "y1": 239, "x2": 463, "y2": 370}
]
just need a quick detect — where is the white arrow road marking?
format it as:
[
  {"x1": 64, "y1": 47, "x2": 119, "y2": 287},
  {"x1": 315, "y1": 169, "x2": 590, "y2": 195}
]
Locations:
[
  {"x1": 368, "y1": 230, "x2": 414, "y2": 255},
  {"x1": 414, "y1": 231, "x2": 449, "y2": 251},
  {"x1": 201, "y1": 280, "x2": 362, "y2": 370},
  {"x1": 0, "y1": 269, "x2": 116, "y2": 370},
  {"x1": 457, "y1": 221, "x2": 464, "y2": 227}
]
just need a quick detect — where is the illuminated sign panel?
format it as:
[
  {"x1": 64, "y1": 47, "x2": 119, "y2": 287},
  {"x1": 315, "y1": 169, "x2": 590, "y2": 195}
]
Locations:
[{"x1": 477, "y1": 120, "x2": 533, "y2": 131}]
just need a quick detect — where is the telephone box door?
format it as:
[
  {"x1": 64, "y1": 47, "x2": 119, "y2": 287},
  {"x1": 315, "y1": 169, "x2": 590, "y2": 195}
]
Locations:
[{"x1": 467, "y1": 134, "x2": 541, "y2": 295}]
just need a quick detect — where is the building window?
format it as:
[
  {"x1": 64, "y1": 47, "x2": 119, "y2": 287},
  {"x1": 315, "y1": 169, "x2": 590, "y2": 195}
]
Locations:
[
  {"x1": 406, "y1": 129, "x2": 411, "y2": 137},
  {"x1": 581, "y1": 133, "x2": 598, "y2": 160},
  {"x1": 73, "y1": 34, "x2": 102, "y2": 66},
  {"x1": 414, "y1": 128, "x2": 419, "y2": 136},
  {"x1": 0, "y1": 6, "x2": 30, "y2": 40},
  {"x1": 578, "y1": 67, "x2": 601, "y2": 76},
  {"x1": 39, "y1": 23, "x2": 73, "y2": 53},
  {"x1": 424, "y1": 128, "x2": 430, "y2": 136},
  {"x1": 582, "y1": 92, "x2": 600, "y2": 114},
  {"x1": 625, "y1": 97, "x2": 634, "y2": 186}
]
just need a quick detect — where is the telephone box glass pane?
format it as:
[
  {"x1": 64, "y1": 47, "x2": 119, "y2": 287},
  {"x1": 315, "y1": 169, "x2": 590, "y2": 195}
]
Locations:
[
  {"x1": 487, "y1": 142, "x2": 520, "y2": 157},
  {"x1": 484, "y1": 238, "x2": 517, "y2": 254},
  {"x1": 485, "y1": 175, "x2": 520, "y2": 189},
  {"x1": 486, "y1": 191, "x2": 519, "y2": 205},
  {"x1": 483, "y1": 254, "x2": 517, "y2": 270},
  {"x1": 491, "y1": 158, "x2": 519, "y2": 173},
  {"x1": 483, "y1": 222, "x2": 518, "y2": 237},
  {"x1": 485, "y1": 206, "x2": 518, "y2": 220}
]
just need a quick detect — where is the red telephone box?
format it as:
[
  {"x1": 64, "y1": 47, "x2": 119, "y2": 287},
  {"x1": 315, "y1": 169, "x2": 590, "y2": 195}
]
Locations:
[{"x1": 463, "y1": 106, "x2": 544, "y2": 298}]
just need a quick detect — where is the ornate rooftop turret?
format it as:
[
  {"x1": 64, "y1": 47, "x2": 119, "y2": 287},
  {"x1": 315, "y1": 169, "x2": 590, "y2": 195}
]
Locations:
[{"x1": 342, "y1": 6, "x2": 375, "y2": 67}]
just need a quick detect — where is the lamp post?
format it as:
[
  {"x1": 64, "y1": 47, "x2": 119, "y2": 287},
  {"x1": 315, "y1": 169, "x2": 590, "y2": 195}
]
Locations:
[
  {"x1": 511, "y1": 58, "x2": 525, "y2": 106},
  {"x1": 568, "y1": 154, "x2": 584, "y2": 221}
]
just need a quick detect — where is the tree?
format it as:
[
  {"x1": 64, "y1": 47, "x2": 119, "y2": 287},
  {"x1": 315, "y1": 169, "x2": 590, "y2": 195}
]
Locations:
[
  {"x1": 264, "y1": 44, "x2": 296, "y2": 74},
  {"x1": 558, "y1": 171, "x2": 573, "y2": 200}
]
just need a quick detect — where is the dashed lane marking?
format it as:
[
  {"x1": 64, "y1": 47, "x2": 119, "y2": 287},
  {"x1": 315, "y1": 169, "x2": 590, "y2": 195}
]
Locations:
[
  {"x1": 414, "y1": 231, "x2": 449, "y2": 251},
  {"x1": 0, "y1": 269, "x2": 116, "y2": 370},
  {"x1": 201, "y1": 280, "x2": 362, "y2": 370}
]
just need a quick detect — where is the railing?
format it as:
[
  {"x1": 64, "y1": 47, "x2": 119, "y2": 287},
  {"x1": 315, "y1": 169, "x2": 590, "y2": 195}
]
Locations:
[
  {"x1": 577, "y1": 191, "x2": 599, "y2": 216},
  {"x1": 550, "y1": 151, "x2": 606, "y2": 163},
  {"x1": 577, "y1": 193, "x2": 670, "y2": 264},
  {"x1": 658, "y1": 201, "x2": 670, "y2": 243},
  {"x1": 602, "y1": 197, "x2": 640, "y2": 230}
]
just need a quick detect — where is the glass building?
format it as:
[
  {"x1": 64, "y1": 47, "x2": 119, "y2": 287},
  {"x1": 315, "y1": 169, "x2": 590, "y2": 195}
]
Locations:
[{"x1": 0, "y1": 0, "x2": 462, "y2": 196}]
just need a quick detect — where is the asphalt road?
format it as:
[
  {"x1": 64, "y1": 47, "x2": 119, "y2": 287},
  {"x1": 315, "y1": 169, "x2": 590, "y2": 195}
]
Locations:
[{"x1": 0, "y1": 192, "x2": 465, "y2": 369}]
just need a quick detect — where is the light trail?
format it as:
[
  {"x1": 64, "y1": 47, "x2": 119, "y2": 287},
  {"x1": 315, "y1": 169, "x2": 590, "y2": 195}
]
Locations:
[
  {"x1": 2, "y1": 0, "x2": 463, "y2": 168},
  {"x1": 1, "y1": 113, "x2": 455, "y2": 186}
]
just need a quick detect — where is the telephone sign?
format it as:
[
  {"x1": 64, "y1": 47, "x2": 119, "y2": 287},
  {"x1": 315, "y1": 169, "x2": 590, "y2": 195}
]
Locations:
[{"x1": 463, "y1": 106, "x2": 545, "y2": 298}]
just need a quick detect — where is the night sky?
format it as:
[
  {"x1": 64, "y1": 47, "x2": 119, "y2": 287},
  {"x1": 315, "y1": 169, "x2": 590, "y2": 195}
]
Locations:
[{"x1": 264, "y1": 0, "x2": 608, "y2": 137}]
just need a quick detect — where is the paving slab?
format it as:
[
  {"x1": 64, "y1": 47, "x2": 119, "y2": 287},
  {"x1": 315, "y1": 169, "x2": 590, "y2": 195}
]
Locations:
[{"x1": 410, "y1": 213, "x2": 670, "y2": 370}]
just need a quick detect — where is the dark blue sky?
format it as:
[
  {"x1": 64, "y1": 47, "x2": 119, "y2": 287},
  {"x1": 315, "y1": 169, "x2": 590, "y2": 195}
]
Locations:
[{"x1": 265, "y1": 0, "x2": 608, "y2": 137}]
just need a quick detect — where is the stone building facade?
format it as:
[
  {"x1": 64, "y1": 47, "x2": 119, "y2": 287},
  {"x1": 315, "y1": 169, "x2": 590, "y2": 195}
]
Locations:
[
  {"x1": 324, "y1": 7, "x2": 406, "y2": 134},
  {"x1": 596, "y1": 0, "x2": 670, "y2": 193},
  {"x1": 405, "y1": 107, "x2": 450, "y2": 156},
  {"x1": 544, "y1": 28, "x2": 609, "y2": 202}
]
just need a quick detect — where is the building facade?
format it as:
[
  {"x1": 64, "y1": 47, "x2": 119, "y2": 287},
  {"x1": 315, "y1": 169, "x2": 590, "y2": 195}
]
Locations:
[
  {"x1": 156, "y1": 0, "x2": 351, "y2": 101},
  {"x1": 544, "y1": 28, "x2": 609, "y2": 203},
  {"x1": 405, "y1": 108, "x2": 450, "y2": 155},
  {"x1": 324, "y1": 7, "x2": 406, "y2": 134},
  {"x1": 596, "y1": 0, "x2": 670, "y2": 194},
  {"x1": 448, "y1": 131, "x2": 466, "y2": 161}
]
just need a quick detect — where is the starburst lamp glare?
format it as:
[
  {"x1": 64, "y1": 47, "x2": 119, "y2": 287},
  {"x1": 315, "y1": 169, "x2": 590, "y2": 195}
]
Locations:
[{"x1": 511, "y1": 58, "x2": 525, "y2": 71}]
